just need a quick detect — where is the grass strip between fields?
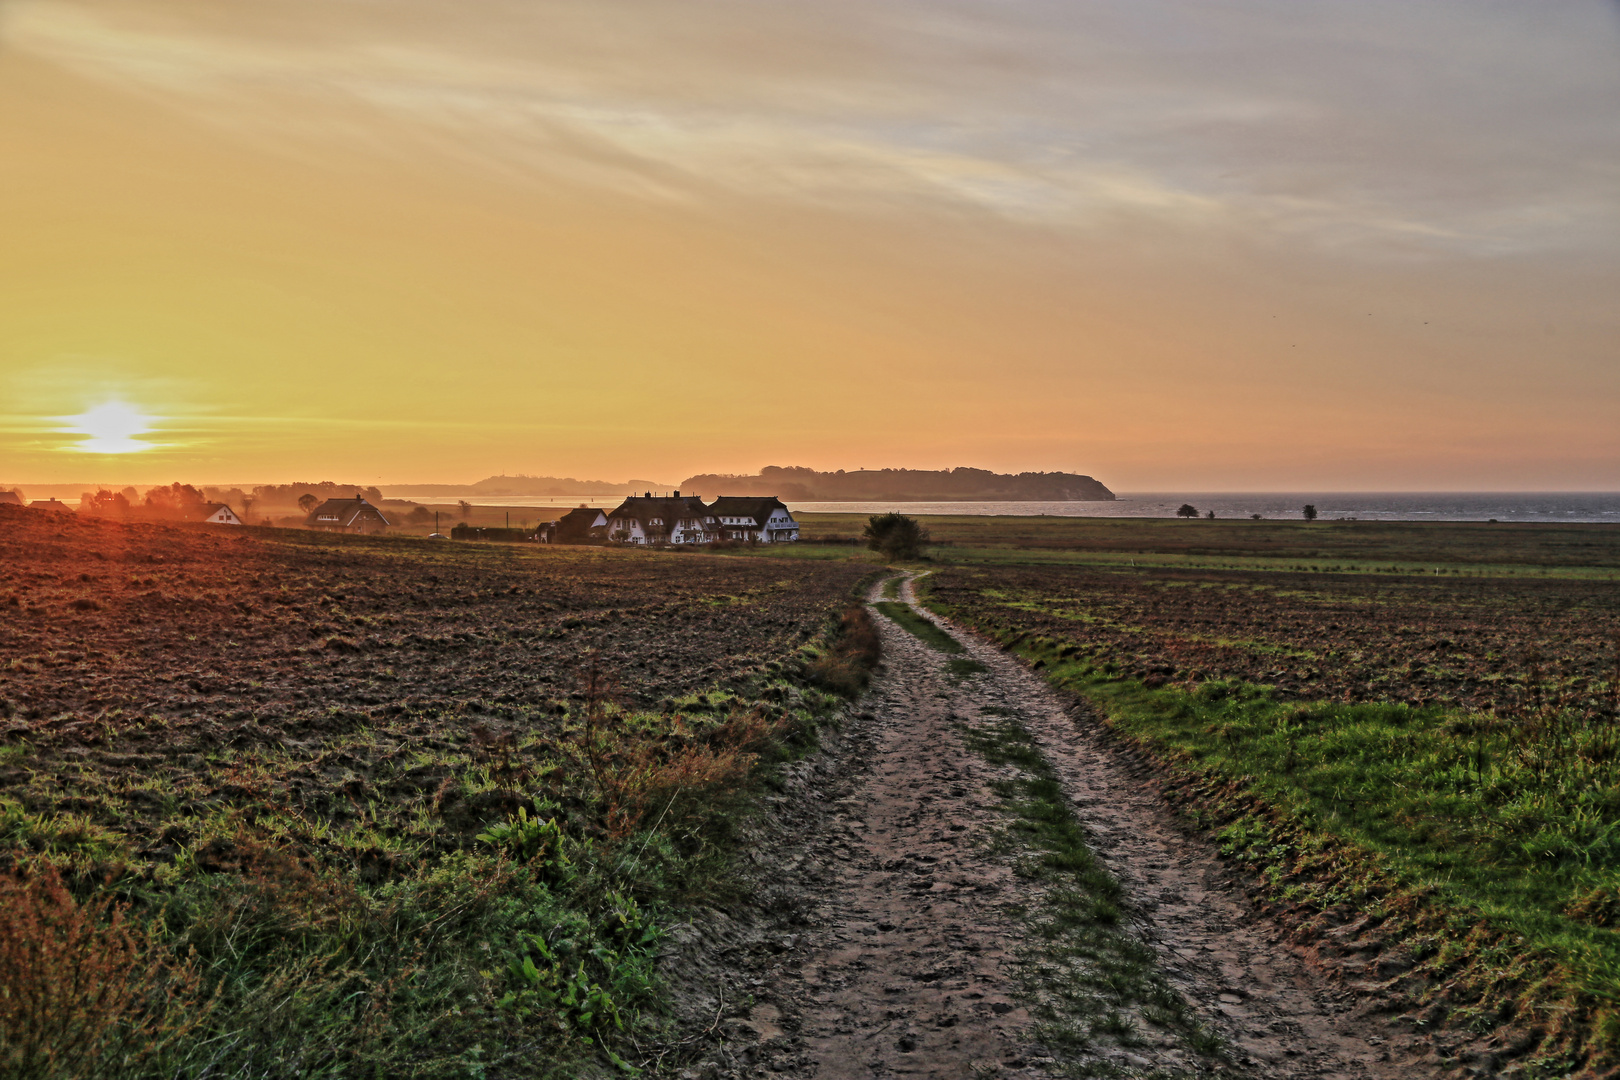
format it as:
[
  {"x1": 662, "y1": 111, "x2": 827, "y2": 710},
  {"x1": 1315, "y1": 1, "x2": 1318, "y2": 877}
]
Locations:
[
  {"x1": 926, "y1": 599, "x2": 1620, "y2": 1076},
  {"x1": 873, "y1": 600, "x2": 965, "y2": 653},
  {"x1": 962, "y1": 707, "x2": 1227, "y2": 1079}
]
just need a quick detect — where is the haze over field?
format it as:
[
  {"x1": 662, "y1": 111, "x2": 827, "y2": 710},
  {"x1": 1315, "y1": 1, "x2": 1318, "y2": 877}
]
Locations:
[{"x1": 2, "y1": 1, "x2": 1617, "y2": 490}]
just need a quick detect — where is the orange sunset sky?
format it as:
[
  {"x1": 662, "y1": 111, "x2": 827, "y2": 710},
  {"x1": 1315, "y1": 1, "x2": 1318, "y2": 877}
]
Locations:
[{"x1": 2, "y1": 0, "x2": 1617, "y2": 491}]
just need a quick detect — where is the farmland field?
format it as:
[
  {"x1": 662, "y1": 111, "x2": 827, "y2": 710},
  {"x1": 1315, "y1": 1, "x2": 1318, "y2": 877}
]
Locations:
[
  {"x1": 0, "y1": 505, "x2": 874, "y2": 1077},
  {"x1": 790, "y1": 512, "x2": 1620, "y2": 576}
]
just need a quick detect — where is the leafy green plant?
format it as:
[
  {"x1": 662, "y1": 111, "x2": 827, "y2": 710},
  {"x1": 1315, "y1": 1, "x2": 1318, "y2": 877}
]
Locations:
[
  {"x1": 477, "y1": 798, "x2": 571, "y2": 879},
  {"x1": 496, "y1": 891, "x2": 662, "y2": 1060}
]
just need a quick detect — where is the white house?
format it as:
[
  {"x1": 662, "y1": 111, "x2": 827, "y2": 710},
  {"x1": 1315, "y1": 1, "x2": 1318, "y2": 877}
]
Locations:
[
  {"x1": 708, "y1": 497, "x2": 800, "y2": 543},
  {"x1": 598, "y1": 492, "x2": 801, "y2": 546},
  {"x1": 604, "y1": 494, "x2": 716, "y2": 545},
  {"x1": 193, "y1": 503, "x2": 244, "y2": 525}
]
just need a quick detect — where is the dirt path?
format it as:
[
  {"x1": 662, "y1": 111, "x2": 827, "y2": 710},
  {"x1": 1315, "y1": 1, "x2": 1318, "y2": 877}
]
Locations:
[{"x1": 662, "y1": 576, "x2": 1433, "y2": 1079}]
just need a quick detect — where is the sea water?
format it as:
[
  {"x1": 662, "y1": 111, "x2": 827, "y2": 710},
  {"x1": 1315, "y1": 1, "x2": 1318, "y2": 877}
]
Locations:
[
  {"x1": 389, "y1": 492, "x2": 1620, "y2": 523},
  {"x1": 787, "y1": 493, "x2": 1620, "y2": 523}
]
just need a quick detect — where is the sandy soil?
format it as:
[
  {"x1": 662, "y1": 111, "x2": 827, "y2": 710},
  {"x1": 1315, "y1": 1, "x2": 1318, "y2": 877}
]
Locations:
[{"x1": 658, "y1": 575, "x2": 1435, "y2": 1079}]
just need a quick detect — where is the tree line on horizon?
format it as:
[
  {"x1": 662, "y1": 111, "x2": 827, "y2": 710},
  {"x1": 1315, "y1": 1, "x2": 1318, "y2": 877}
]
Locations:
[{"x1": 71, "y1": 482, "x2": 387, "y2": 524}]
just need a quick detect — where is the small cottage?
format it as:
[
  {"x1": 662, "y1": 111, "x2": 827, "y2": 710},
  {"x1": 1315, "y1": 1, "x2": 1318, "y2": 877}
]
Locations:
[
  {"x1": 708, "y1": 496, "x2": 800, "y2": 543},
  {"x1": 305, "y1": 495, "x2": 391, "y2": 534},
  {"x1": 28, "y1": 499, "x2": 74, "y2": 514},
  {"x1": 0, "y1": 492, "x2": 22, "y2": 507}
]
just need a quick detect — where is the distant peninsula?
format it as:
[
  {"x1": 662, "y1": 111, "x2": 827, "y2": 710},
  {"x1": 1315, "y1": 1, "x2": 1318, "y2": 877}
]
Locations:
[{"x1": 677, "y1": 466, "x2": 1114, "y2": 502}]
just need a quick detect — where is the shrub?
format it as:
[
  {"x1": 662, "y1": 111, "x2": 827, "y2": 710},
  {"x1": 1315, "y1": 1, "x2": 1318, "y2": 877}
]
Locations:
[
  {"x1": 862, "y1": 514, "x2": 929, "y2": 560},
  {"x1": 806, "y1": 605, "x2": 883, "y2": 697}
]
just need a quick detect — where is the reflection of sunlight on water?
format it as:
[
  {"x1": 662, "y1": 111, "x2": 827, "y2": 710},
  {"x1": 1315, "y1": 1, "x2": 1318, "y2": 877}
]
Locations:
[{"x1": 61, "y1": 401, "x2": 158, "y2": 454}]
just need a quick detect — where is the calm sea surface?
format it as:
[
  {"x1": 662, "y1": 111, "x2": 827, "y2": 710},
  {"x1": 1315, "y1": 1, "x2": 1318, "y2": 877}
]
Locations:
[{"x1": 390, "y1": 492, "x2": 1620, "y2": 524}]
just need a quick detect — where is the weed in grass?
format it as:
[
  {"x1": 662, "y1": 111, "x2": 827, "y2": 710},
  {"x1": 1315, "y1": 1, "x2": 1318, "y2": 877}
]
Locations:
[{"x1": 476, "y1": 798, "x2": 572, "y2": 881}]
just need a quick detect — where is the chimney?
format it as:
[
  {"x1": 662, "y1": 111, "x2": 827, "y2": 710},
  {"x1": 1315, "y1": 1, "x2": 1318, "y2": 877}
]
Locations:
[{"x1": 673, "y1": 490, "x2": 680, "y2": 498}]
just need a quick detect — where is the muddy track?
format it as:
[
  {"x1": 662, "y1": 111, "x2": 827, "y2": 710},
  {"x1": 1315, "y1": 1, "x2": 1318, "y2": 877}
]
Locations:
[{"x1": 658, "y1": 575, "x2": 1433, "y2": 1079}]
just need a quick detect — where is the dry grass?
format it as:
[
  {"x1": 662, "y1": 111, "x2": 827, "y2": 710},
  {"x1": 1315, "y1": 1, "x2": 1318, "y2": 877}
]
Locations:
[
  {"x1": 572, "y1": 650, "x2": 785, "y2": 839},
  {"x1": 0, "y1": 865, "x2": 209, "y2": 1080},
  {"x1": 805, "y1": 605, "x2": 884, "y2": 697}
]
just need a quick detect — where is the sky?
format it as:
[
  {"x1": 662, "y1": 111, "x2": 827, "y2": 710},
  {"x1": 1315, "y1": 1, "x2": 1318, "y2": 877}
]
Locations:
[{"x1": 1, "y1": 0, "x2": 1617, "y2": 491}]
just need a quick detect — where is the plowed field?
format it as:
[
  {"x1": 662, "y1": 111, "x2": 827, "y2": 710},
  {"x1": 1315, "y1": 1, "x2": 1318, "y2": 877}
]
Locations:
[
  {"x1": 0, "y1": 506, "x2": 869, "y2": 867},
  {"x1": 927, "y1": 563, "x2": 1620, "y2": 713}
]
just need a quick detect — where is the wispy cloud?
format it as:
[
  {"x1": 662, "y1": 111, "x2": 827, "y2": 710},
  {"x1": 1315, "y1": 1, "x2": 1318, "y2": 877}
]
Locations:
[{"x1": 9, "y1": 0, "x2": 1616, "y2": 257}]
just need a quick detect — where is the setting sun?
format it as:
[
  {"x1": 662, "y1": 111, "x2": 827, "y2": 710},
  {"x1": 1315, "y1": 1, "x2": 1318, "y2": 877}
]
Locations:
[{"x1": 62, "y1": 400, "x2": 157, "y2": 454}]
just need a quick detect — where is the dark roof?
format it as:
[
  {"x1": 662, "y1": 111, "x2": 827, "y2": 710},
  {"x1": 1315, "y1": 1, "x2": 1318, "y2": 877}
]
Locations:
[
  {"x1": 707, "y1": 496, "x2": 790, "y2": 526},
  {"x1": 0, "y1": 492, "x2": 22, "y2": 506},
  {"x1": 606, "y1": 496, "x2": 712, "y2": 521},
  {"x1": 306, "y1": 496, "x2": 391, "y2": 528},
  {"x1": 605, "y1": 496, "x2": 714, "y2": 538},
  {"x1": 558, "y1": 507, "x2": 606, "y2": 525}
]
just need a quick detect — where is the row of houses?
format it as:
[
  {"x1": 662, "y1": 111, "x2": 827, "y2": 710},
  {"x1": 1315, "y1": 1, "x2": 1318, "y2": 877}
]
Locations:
[
  {"x1": 304, "y1": 491, "x2": 801, "y2": 545},
  {"x1": 551, "y1": 493, "x2": 800, "y2": 545}
]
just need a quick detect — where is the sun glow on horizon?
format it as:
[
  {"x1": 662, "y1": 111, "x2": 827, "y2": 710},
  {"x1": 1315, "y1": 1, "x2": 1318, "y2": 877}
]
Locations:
[{"x1": 61, "y1": 400, "x2": 159, "y2": 454}]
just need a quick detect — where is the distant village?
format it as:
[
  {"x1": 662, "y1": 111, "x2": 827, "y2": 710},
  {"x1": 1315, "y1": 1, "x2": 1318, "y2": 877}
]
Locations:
[{"x1": 0, "y1": 483, "x2": 801, "y2": 546}]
